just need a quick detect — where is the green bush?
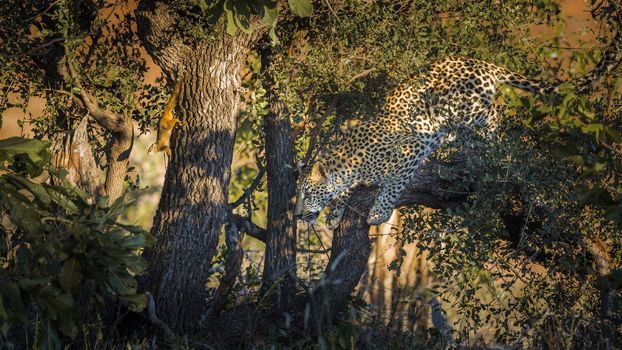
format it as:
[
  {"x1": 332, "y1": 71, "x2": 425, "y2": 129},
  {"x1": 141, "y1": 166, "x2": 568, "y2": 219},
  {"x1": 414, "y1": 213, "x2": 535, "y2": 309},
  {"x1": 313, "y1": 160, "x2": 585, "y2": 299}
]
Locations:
[{"x1": 0, "y1": 137, "x2": 154, "y2": 349}]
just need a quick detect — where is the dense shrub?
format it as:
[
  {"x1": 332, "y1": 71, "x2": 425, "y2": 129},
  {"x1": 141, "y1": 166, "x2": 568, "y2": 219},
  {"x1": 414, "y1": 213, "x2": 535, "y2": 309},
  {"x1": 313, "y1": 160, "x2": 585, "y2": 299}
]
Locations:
[{"x1": 0, "y1": 137, "x2": 154, "y2": 349}]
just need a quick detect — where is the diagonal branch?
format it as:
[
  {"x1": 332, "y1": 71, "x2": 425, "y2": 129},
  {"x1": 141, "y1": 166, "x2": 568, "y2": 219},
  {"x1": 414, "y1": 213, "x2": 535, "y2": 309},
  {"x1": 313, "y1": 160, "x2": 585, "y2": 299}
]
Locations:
[
  {"x1": 201, "y1": 219, "x2": 245, "y2": 323},
  {"x1": 65, "y1": 58, "x2": 127, "y2": 132},
  {"x1": 230, "y1": 166, "x2": 266, "y2": 209}
]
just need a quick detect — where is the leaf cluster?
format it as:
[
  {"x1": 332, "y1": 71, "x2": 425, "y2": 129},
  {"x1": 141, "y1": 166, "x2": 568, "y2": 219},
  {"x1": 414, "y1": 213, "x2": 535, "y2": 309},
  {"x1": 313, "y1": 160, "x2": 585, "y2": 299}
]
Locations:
[{"x1": 0, "y1": 138, "x2": 154, "y2": 350}]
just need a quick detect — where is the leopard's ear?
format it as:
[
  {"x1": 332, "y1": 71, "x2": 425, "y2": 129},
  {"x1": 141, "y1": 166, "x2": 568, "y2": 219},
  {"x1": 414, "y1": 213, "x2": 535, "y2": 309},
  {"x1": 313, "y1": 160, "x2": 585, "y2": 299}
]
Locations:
[
  {"x1": 310, "y1": 161, "x2": 328, "y2": 180},
  {"x1": 296, "y1": 161, "x2": 305, "y2": 175}
]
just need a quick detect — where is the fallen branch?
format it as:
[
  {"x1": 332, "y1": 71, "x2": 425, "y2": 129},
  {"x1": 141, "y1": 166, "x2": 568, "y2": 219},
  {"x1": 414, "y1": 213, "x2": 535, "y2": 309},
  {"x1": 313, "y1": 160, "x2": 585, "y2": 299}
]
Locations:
[{"x1": 146, "y1": 292, "x2": 174, "y2": 339}]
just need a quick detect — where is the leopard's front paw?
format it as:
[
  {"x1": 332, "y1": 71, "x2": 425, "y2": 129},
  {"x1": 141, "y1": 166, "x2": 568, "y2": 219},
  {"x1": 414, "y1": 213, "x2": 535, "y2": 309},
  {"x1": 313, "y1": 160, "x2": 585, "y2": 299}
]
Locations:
[
  {"x1": 366, "y1": 205, "x2": 393, "y2": 226},
  {"x1": 325, "y1": 206, "x2": 345, "y2": 230}
]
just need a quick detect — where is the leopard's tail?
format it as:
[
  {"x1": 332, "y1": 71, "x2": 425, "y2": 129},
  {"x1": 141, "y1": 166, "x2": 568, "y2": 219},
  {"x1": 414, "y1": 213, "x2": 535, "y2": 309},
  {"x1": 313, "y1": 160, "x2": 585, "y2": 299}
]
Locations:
[
  {"x1": 496, "y1": 30, "x2": 621, "y2": 94},
  {"x1": 574, "y1": 31, "x2": 622, "y2": 92},
  {"x1": 494, "y1": 67, "x2": 557, "y2": 94}
]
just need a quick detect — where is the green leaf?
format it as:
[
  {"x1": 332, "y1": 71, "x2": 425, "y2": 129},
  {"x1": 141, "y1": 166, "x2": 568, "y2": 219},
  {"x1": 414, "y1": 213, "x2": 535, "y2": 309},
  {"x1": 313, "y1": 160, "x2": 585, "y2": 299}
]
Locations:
[
  {"x1": 47, "y1": 293, "x2": 77, "y2": 338},
  {"x1": 603, "y1": 126, "x2": 622, "y2": 143},
  {"x1": 197, "y1": 0, "x2": 208, "y2": 13},
  {"x1": 0, "y1": 279, "x2": 26, "y2": 319},
  {"x1": 233, "y1": 2, "x2": 253, "y2": 34},
  {"x1": 0, "y1": 137, "x2": 50, "y2": 164},
  {"x1": 581, "y1": 123, "x2": 603, "y2": 140},
  {"x1": 597, "y1": 269, "x2": 622, "y2": 291},
  {"x1": 0, "y1": 299, "x2": 9, "y2": 336},
  {"x1": 260, "y1": 5, "x2": 279, "y2": 43},
  {"x1": 1, "y1": 190, "x2": 43, "y2": 233},
  {"x1": 606, "y1": 205, "x2": 622, "y2": 224},
  {"x1": 59, "y1": 258, "x2": 83, "y2": 292},
  {"x1": 119, "y1": 293, "x2": 147, "y2": 312},
  {"x1": 107, "y1": 271, "x2": 129, "y2": 295},
  {"x1": 39, "y1": 318, "x2": 61, "y2": 350},
  {"x1": 260, "y1": 4, "x2": 278, "y2": 26},
  {"x1": 288, "y1": 0, "x2": 312, "y2": 17},
  {"x1": 4, "y1": 173, "x2": 51, "y2": 204},
  {"x1": 46, "y1": 187, "x2": 79, "y2": 213},
  {"x1": 224, "y1": 0, "x2": 237, "y2": 36}
]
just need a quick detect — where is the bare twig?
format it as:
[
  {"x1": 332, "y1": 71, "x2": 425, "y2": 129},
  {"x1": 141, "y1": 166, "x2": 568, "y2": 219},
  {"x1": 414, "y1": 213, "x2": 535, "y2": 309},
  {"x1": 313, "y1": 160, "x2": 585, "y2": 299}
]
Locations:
[
  {"x1": 0, "y1": 37, "x2": 66, "y2": 59},
  {"x1": 3, "y1": 0, "x2": 124, "y2": 59},
  {"x1": 601, "y1": 141, "x2": 622, "y2": 156},
  {"x1": 348, "y1": 68, "x2": 376, "y2": 84},
  {"x1": 301, "y1": 96, "x2": 340, "y2": 166},
  {"x1": 297, "y1": 247, "x2": 332, "y2": 254},
  {"x1": 301, "y1": 67, "x2": 379, "y2": 167},
  {"x1": 230, "y1": 166, "x2": 266, "y2": 209}
]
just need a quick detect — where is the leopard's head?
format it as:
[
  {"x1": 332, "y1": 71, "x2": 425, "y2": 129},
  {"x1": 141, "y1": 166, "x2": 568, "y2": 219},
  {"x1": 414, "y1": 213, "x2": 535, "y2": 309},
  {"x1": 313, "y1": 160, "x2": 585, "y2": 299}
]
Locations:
[{"x1": 295, "y1": 161, "x2": 335, "y2": 224}]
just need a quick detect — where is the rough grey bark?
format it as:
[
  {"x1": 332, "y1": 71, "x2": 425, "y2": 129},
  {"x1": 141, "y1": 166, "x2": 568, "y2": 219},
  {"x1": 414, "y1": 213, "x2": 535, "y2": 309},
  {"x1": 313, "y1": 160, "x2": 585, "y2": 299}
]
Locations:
[
  {"x1": 261, "y1": 49, "x2": 298, "y2": 313},
  {"x1": 135, "y1": 1, "x2": 265, "y2": 333},
  {"x1": 262, "y1": 111, "x2": 298, "y2": 311},
  {"x1": 307, "y1": 187, "x2": 374, "y2": 330}
]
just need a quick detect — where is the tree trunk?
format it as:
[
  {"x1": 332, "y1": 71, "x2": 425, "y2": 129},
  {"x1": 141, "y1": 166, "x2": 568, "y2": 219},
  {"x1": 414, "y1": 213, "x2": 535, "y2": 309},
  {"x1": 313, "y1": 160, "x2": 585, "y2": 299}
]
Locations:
[
  {"x1": 308, "y1": 188, "x2": 374, "y2": 330},
  {"x1": 308, "y1": 155, "x2": 469, "y2": 328},
  {"x1": 260, "y1": 47, "x2": 298, "y2": 314},
  {"x1": 136, "y1": 1, "x2": 263, "y2": 333},
  {"x1": 262, "y1": 107, "x2": 298, "y2": 313}
]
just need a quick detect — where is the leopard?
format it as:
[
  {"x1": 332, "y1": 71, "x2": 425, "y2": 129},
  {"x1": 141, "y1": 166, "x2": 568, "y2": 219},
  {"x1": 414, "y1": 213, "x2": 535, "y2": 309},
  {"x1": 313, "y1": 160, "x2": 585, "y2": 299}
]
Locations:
[{"x1": 295, "y1": 32, "x2": 621, "y2": 227}]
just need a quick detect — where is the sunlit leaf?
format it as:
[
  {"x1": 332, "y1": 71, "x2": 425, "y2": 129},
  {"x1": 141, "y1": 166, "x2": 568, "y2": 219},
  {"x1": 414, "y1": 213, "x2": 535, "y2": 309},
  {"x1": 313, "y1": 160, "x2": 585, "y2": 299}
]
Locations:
[
  {"x1": 288, "y1": 0, "x2": 312, "y2": 17},
  {"x1": 59, "y1": 258, "x2": 83, "y2": 292},
  {"x1": 0, "y1": 137, "x2": 50, "y2": 164}
]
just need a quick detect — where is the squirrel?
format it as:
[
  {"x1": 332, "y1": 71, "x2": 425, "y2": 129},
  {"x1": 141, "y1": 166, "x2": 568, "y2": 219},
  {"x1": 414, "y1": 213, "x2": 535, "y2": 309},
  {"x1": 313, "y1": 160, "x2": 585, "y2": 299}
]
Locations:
[{"x1": 148, "y1": 78, "x2": 183, "y2": 157}]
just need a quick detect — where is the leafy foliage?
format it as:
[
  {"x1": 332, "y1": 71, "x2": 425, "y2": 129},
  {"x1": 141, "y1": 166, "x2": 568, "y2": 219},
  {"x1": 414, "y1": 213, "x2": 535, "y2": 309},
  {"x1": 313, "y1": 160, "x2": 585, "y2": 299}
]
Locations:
[
  {"x1": 0, "y1": 137, "x2": 154, "y2": 349},
  {"x1": 260, "y1": 0, "x2": 622, "y2": 346},
  {"x1": 0, "y1": 0, "x2": 160, "y2": 159},
  {"x1": 174, "y1": 0, "x2": 312, "y2": 42},
  {"x1": 2, "y1": 0, "x2": 621, "y2": 348}
]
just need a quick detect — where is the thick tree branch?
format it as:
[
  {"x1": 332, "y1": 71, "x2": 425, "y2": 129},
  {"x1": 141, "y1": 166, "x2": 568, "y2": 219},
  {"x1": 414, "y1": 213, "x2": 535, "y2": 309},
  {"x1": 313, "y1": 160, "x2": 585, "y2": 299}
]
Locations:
[
  {"x1": 135, "y1": 1, "x2": 190, "y2": 75},
  {"x1": 146, "y1": 292, "x2": 175, "y2": 339},
  {"x1": 305, "y1": 154, "x2": 468, "y2": 329},
  {"x1": 231, "y1": 214, "x2": 266, "y2": 242}
]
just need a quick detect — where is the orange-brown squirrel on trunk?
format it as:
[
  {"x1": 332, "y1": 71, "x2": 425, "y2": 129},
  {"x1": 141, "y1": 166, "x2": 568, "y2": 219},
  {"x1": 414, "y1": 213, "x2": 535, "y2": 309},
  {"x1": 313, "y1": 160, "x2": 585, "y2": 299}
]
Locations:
[{"x1": 148, "y1": 78, "x2": 183, "y2": 156}]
